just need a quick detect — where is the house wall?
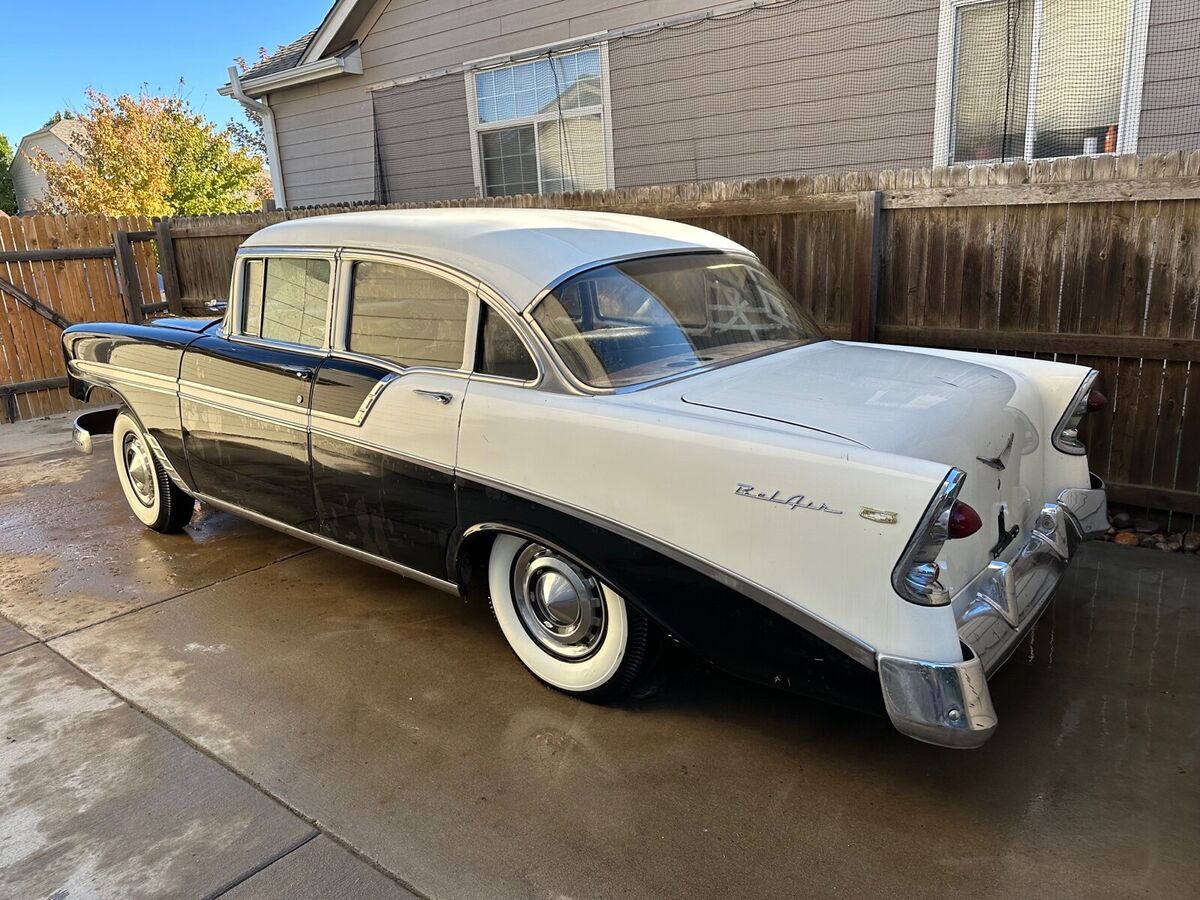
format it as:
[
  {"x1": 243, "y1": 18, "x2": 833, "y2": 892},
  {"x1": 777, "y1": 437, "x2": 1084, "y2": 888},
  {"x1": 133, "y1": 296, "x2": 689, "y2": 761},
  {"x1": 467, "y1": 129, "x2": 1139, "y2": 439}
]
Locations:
[
  {"x1": 267, "y1": 0, "x2": 1197, "y2": 206},
  {"x1": 269, "y1": 0, "x2": 739, "y2": 206},
  {"x1": 1138, "y1": 0, "x2": 1200, "y2": 154},
  {"x1": 607, "y1": 0, "x2": 939, "y2": 185},
  {"x1": 10, "y1": 134, "x2": 72, "y2": 213}
]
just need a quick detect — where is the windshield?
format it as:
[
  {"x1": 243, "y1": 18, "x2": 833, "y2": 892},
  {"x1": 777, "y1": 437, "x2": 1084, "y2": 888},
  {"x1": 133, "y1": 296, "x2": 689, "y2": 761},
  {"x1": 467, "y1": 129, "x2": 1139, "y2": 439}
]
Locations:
[{"x1": 531, "y1": 252, "x2": 824, "y2": 388}]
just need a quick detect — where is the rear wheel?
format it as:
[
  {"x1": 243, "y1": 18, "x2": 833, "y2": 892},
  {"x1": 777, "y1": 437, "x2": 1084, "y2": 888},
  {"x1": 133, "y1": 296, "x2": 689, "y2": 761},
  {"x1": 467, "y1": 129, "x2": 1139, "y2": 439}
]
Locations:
[
  {"x1": 487, "y1": 534, "x2": 650, "y2": 701},
  {"x1": 112, "y1": 410, "x2": 194, "y2": 534}
]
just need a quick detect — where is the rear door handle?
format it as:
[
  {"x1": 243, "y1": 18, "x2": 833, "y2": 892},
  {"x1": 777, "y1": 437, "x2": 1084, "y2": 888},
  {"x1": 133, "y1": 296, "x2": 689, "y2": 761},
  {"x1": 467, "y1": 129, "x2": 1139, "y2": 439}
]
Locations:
[{"x1": 413, "y1": 389, "x2": 453, "y2": 405}]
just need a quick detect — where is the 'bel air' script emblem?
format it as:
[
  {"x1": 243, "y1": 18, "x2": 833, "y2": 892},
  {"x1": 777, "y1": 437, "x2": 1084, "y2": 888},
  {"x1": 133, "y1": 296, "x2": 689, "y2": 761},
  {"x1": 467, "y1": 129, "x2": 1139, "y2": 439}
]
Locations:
[{"x1": 735, "y1": 483, "x2": 843, "y2": 515}]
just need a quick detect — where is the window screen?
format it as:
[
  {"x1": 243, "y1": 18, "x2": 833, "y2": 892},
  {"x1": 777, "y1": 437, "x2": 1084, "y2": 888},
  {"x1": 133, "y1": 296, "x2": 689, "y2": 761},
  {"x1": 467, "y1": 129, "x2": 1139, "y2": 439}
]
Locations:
[
  {"x1": 242, "y1": 257, "x2": 329, "y2": 347},
  {"x1": 476, "y1": 304, "x2": 537, "y2": 381},
  {"x1": 473, "y1": 46, "x2": 608, "y2": 197},
  {"x1": 348, "y1": 262, "x2": 469, "y2": 368}
]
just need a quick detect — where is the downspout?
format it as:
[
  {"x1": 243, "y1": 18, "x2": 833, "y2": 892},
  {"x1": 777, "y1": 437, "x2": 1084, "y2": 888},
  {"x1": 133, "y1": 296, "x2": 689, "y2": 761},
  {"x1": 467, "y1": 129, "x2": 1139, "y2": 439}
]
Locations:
[{"x1": 227, "y1": 65, "x2": 287, "y2": 209}]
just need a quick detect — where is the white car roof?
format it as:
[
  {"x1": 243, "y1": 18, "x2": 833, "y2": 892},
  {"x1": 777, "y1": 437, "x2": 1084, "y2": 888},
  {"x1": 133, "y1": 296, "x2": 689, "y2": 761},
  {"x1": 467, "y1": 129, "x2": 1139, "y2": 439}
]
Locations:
[{"x1": 242, "y1": 208, "x2": 747, "y2": 309}]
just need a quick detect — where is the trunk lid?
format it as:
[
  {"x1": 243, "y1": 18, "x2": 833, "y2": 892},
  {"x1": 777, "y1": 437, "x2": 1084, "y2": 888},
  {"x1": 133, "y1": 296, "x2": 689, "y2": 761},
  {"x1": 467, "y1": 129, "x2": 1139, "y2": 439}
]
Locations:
[{"x1": 680, "y1": 341, "x2": 1041, "y2": 581}]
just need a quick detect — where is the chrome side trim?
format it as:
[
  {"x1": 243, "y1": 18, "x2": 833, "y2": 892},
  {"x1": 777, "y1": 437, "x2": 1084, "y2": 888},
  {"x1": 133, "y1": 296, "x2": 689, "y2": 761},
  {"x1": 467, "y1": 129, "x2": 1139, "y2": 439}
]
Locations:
[
  {"x1": 192, "y1": 491, "x2": 459, "y2": 596},
  {"x1": 179, "y1": 380, "x2": 307, "y2": 419},
  {"x1": 308, "y1": 425, "x2": 456, "y2": 476},
  {"x1": 309, "y1": 372, "x2": 398, "y2": 427},
  {"x1": 455, "y1": 470, "x2": 877, "y2": 669},
  {"x1": 71, "y1": 360, "x2": 179, "y2": 396},
  {"x1": 182, "y1": 393, "x2": 305, "y2": 431},
  {"x1": 877, "y1": 648, "x2": 997, "y2": 748}
]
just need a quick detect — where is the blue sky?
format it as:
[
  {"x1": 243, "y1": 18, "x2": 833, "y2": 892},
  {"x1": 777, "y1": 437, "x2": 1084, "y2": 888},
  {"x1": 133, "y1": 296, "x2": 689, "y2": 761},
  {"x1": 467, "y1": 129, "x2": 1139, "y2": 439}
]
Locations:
[{"x1": 1, "y1": 0, "x2": 331, "y2": 143}]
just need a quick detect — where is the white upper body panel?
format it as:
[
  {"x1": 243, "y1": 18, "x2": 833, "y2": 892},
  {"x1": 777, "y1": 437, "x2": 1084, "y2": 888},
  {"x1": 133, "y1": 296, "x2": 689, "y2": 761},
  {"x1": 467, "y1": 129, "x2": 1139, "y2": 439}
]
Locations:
[{"x1": 242, "y1": 209, "x2": 746, "y2": 309}]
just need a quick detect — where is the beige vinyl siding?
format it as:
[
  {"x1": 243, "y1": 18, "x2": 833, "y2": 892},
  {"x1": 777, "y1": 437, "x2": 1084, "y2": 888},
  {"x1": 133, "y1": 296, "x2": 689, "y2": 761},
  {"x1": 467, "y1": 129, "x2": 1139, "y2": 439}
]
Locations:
[
  {"x1": 268, "y1": 0, "x2": 725, "y2": 205},
  {"x1": 610, "y1": 0, "x2": 939, "y2": 184},
  {"x1": 373, "y1": 77, "x2": 476, "y2": 202},
  {"x1": 1138, "y1": 0, "x2": 1200, "y2": 154}
]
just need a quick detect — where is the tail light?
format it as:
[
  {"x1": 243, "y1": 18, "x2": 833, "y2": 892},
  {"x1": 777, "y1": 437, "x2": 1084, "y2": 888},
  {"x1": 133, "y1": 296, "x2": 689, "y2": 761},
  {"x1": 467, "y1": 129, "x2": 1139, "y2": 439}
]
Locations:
[
  {"x1": 892, "y1": 469, "x2": 979, "y2": 607},
  {"x1": 1052, "y1": 371, "x2": 1102, "y2": 455}
]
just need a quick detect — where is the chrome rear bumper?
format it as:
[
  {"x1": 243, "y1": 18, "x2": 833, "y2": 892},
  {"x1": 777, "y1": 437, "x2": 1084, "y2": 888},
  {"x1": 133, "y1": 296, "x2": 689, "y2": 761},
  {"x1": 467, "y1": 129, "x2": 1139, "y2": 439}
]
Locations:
[{"x1": 878, "y1": 480, "x2": 1107, "y2": 749}]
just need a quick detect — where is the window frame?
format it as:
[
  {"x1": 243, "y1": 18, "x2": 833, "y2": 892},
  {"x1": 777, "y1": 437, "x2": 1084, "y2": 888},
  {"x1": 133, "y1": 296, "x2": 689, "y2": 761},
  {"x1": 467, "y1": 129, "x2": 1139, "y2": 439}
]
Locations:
[
  {"x1": 464, "y1": 41, "x2": 616, "y2": 197},
  {"x1": 331, "y1": 249, "x2": 482, "y2": 376},
  {"x1": 227, "y1": 248, "x2": 337, "y2": 353},
  {"x1": 472, "y1": 296, "x2": 544, "y2": 386},
  {"x1": 931, "y1": 0, "x2": 1151, "y2": 166}
]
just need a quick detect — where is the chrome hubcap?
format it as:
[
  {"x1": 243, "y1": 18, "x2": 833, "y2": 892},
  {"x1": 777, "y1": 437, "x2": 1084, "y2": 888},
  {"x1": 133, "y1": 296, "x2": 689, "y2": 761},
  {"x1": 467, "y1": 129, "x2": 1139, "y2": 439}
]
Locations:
[
  {"x1": 511, "y1": 543, "x2": 606, "y2": 660},
  {"x1": 123, "y1": 432, "x2": 156, "y2": 507}
]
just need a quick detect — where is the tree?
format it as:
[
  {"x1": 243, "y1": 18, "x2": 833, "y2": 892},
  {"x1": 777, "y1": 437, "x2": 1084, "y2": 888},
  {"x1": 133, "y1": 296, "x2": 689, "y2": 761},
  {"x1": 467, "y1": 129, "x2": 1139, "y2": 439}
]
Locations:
[
  {"x1": 0, "y1": 133, "x2": 15, "y2": 214},
  {"x1": 43, "y1": 109, "x2": 76, "y2": 128},
  {"x1": 29, "y1": 88, "x2": 270, "y2": 216}
]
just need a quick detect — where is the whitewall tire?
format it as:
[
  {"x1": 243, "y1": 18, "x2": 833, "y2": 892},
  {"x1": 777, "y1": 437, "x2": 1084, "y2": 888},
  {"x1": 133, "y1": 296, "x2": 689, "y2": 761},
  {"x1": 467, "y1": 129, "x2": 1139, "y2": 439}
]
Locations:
[
  {"x1": 112, "y1": 410, "x2": 194, "y2": 534},
  {"x1": 487, "y1": 534, "x2": 650, "y2": 700}
]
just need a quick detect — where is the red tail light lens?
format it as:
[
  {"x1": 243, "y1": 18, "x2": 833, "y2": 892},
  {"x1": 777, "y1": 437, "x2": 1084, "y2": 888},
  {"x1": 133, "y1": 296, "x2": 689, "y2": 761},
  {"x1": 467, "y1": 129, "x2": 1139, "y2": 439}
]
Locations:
[
  {"x1": 947, "y1": 501, "x2": 982, "y2": 539},
  {"x1": 1086, "y1": 389, "x2": 1107, "y2": 413}
]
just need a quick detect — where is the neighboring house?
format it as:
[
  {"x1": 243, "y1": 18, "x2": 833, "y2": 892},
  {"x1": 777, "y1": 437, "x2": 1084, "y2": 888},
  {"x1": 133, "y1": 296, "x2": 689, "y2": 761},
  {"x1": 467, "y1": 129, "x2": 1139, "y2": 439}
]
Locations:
[
  {"x1": 222, "y1": 0, "x2": 1200, "y2": 208},
  {"x1": 10, "y1": 120, "x2": 84, "y2": 213}
]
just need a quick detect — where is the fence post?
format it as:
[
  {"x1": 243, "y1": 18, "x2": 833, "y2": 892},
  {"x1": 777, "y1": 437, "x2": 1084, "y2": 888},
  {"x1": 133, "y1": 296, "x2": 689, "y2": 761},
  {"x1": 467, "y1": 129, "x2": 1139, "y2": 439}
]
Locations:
[
  {"x1": 112, "y1": 229, "x2": 144, "y2": 324},
  {"x1": 850, "y1": 190, "x2": 882, "y2": 342},
  {"x1": 154, "y1": 218, "x2": 184, "y2": 315}
]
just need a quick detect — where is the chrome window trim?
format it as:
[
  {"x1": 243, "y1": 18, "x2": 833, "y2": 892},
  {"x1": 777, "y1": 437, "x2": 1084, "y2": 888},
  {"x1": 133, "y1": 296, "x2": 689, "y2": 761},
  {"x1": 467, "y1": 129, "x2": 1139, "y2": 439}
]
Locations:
[
  {"x1": 231, "y1": 247, "x2": 338, "y2": 352},
  {"x1": 455, "y1": 469, "x2": 877, "y2": 669},
  {"x1": 518, "y1": 249, "x2": 827, "y2": 396},
  {"x1": 335, "y1": 249, "x2": 479, "y2": 373},
  {"x1": 192, "y1": 490, "x2": 459, "y2": 596},
  {"x1": 471, "y1": 292, "x2": 546, "y2": 389}
]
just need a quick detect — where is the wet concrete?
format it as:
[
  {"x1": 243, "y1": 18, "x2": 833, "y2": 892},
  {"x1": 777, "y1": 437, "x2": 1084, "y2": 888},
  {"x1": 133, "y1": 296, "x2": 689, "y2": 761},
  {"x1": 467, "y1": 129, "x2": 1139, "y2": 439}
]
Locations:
[
  {"x1": 0, "y1": 644, "x2": 316, "y2": 898},
  {"x1": 0, "y1": 432, "x2": 305, "y2": 639},
  {"x1": 223, "y1": 836, "x2": 417, "y2": 899},
  {"x1": 3, "y1": 417, "x2": 1198, "y2": 898},
  {"x1": 0, "y1": 614, "x2": 34, "y2": 656}
]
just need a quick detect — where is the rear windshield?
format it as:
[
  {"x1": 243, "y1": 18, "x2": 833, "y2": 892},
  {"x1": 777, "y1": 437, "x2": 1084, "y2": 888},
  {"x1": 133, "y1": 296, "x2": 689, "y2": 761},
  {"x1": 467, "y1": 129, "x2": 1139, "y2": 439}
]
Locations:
[{"x1": 531, "y1": 252, "x2": 823, "y2": 388}]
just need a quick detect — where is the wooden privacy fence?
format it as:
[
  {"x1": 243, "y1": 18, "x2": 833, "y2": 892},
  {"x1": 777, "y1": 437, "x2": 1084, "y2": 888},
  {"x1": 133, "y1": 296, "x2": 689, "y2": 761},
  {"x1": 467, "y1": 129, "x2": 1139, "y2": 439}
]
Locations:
[
  {"x1": 0, "y1": 215, "x2": 178, "y2": 421},
  {"x1": 2, "y1": 153, "x2": 1198, "y2": 523}
]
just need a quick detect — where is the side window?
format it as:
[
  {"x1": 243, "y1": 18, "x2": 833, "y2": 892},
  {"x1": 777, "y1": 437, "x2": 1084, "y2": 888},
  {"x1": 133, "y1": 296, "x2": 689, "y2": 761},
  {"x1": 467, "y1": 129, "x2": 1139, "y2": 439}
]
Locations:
[
  {"x1": 242, "y1": 258, "x2": 265, "y2": 334},
  {"x1": 476, "y1": 303, "x2": 537, "y2": 381},
  {"x1": 241, "y1": 257, "x2": 330, "y2": 348},
  {"x1": 348, "y1": 261, "x2": 469, "y2": 368}
]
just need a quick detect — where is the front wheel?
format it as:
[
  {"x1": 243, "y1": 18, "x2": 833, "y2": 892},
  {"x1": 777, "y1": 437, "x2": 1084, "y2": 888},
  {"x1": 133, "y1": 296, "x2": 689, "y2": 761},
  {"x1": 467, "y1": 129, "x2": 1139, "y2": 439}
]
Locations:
[
  {"x1": 487, "y1": 534, "x2": 650, "y2": 701},
  {"x1": 112, "y1": 410, "x2": 194, "y2": 533}
]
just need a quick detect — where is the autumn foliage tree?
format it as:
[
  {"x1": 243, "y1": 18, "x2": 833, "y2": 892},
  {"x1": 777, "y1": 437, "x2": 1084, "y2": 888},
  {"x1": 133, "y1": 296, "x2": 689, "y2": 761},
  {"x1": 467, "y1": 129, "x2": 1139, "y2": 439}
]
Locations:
[{"x1": 30, "y1": 89, "x2": 270, "y2": 216}]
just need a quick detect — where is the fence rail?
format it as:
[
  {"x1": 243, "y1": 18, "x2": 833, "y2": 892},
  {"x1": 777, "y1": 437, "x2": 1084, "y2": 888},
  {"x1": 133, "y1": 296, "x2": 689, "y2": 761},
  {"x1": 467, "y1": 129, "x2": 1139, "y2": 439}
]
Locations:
[{"x1": 2, "y1": 152, "x2": 1198, "y2": 524}]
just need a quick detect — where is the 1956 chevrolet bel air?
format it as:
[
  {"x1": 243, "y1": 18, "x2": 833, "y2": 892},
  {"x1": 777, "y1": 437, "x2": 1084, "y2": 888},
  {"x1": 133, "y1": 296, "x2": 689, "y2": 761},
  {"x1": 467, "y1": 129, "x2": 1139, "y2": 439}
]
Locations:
[{"x1": 63, "y1": 209, "x2": 1109, "y2": 748}]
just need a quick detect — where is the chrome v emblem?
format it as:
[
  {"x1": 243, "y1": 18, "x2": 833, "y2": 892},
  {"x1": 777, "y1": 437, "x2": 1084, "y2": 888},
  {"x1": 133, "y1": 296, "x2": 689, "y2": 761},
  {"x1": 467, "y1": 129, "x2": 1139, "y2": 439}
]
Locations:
[{"x1": 976, "y1": 432, "x2": 1015, "y2": 471}]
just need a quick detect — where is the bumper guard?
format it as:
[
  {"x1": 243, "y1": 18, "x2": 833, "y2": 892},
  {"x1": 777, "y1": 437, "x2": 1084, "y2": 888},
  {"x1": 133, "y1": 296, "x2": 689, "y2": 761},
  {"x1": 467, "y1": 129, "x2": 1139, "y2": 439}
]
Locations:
[{"x1": 878, "y1": 478, "x2": 1107, "y2": 748}]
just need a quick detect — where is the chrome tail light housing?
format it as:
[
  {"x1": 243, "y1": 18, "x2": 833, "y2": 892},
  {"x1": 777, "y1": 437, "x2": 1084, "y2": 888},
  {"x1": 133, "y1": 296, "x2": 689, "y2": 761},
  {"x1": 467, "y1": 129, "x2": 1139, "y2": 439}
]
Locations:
[
  {"x1": 1052, "y1": 370, "x2": 1104, "y2": 455},
  {"x1": 891, "y1": 468, "x2": 968, "y2": 607}
]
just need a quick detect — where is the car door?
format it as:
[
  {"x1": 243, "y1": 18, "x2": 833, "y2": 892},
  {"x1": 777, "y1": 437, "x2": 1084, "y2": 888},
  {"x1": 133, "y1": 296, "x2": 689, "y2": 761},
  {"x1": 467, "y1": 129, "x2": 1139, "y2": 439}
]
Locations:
[
  {"x1": 180, "y1": 252, "x2": 333, "y2": 530},
  {"x1": 309, "y1": 254, "x2": 473, "y2": 578}
]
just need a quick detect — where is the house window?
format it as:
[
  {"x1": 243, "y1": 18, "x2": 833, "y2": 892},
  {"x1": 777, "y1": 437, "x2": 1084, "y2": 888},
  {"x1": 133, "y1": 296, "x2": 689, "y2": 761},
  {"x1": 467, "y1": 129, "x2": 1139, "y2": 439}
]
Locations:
[
  {"x1": 934, "y1": 0, "x2": 1150, "y2": 164},
  {"x1": 467, "y1": 45, "x2": 613, "y2": 196}
]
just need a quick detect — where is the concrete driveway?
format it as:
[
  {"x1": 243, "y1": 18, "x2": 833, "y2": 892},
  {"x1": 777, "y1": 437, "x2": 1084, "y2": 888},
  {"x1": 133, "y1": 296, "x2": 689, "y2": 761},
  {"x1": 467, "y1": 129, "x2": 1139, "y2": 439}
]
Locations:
[{"x1": 1, "y1": 414, "x2": 1197, "y2": 899}]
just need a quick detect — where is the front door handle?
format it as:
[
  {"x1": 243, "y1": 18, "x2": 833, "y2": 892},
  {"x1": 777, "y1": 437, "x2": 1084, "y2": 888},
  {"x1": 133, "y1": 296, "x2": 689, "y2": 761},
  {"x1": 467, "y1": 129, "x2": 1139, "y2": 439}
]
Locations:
[
  {"x1": 282, "y1": 365, "x2": 314, "y2": 382},
  {"x1": 413, "y1": 389, "x2": 453, "y2": 405}
]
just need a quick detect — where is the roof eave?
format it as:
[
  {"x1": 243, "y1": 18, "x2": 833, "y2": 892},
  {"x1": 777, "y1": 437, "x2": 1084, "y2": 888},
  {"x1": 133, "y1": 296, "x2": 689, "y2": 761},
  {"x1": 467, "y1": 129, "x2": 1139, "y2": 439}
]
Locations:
[{"x1": 218, "y1": 44, "x2": 362, "y2": 99}]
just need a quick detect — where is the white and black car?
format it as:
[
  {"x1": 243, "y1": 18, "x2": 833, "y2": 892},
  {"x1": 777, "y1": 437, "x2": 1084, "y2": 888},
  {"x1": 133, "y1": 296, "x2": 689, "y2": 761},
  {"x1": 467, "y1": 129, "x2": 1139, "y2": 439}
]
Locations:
[{"x1": 64, "y1": 209, "x2": 1109, "y2": 748}]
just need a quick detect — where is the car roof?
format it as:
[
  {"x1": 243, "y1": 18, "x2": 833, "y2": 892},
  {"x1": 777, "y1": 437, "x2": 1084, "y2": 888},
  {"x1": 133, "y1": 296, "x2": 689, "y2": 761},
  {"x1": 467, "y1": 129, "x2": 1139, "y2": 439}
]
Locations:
[{"x1": 242, "y1": 208, "x2": 747, "y2": 309}]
